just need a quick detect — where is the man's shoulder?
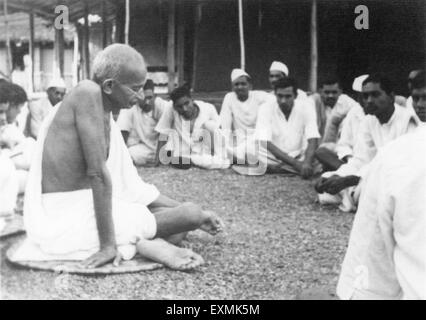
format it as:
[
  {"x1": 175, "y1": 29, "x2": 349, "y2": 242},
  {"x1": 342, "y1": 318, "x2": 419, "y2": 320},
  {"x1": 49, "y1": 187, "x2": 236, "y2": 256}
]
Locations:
[
  {"x1": 67, "y1": 80, "x2": 101, "y2": 101},
  {"x1": 195, "y1": 100, "x2": 217, "y2": 113},
  {"x1": 63, "y1": 80, "x2": 102, "y2": 112}
]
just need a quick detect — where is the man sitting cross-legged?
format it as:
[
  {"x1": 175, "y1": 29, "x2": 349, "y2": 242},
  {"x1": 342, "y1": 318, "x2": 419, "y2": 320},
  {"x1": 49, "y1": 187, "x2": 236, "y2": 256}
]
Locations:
[
  {"x1": 315, "y1": 73, "x2": 420, "y2": 212},
  {"x1": 234, "y1": 77, "x2": 320, "y2": 177},
  {"x1": 314, "y1": 75, "x2": 367, "y2": 172},
  {"x1": 220, "y1": 69, "x2": 271, "y2": 164},
  {"x1": 155, "y1": 84, "x2": 230, "y2": 170},
  {"x1": 117, "y1": 79, "x2": 170, "y2": 166},
  {"x1": 13, "y1": 44, "x2": 224, "y2": 271}
]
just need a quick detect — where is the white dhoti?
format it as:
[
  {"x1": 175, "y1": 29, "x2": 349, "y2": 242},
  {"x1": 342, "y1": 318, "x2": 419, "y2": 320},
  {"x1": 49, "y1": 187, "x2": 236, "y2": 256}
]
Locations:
[
  {"x1": 128, "y1": 143, "x2": 155, "y2": 165},
  {"x1": 13, "y1": 104, "x2": 160, "y2": 262}
]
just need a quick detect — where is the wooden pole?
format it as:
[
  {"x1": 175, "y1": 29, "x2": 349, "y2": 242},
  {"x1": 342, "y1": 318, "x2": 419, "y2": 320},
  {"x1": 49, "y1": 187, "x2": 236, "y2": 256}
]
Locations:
[
  {"x1": 191, "y1": 3, "x2": 201, "y2": 90},
  {"x1": 309, "y1": 0, "x2": 318, "y2": 93},
  {"x1": 84, "y1": 2, "x2": 90, "y2": 78},
  {"x1": 125, "y1": 0, "x2": 130, "y2": 45},
  {"x1": 56, "y1": 28, "x2": 65, "y2": 78},
  {"x1": 238, "y1": 0, "x2": 245, "y2": 70},
  {"x1": 29, "y1": 11, "x2": 35, "y2": 92},
  {"x1": 177, "y1": 0, "x2": 185, "y2": 86},
  {"x1": 72, "y1": 26, "x2": 79, "y2": 85},
  {"x1": 167, "y1": 0, "x2": 176, "y2": 93},
  {"x1": 102, "y1": 0, "x2": 108, "y2": 47},
  {"x1": 3, "y1": 0, "x2": 12, "y2": 78}
]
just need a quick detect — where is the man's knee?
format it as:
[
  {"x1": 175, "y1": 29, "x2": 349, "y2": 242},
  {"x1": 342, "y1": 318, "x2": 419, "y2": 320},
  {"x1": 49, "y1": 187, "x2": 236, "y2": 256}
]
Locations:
[{"x1": 315, "y1": 147, "x2": 329, "y2": 161}]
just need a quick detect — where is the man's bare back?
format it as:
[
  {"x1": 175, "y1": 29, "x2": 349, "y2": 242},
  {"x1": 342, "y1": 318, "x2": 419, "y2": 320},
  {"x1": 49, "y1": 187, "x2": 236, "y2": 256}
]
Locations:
[{"x1": 42, "y1": 80, "x2": 110, "y2": 193}]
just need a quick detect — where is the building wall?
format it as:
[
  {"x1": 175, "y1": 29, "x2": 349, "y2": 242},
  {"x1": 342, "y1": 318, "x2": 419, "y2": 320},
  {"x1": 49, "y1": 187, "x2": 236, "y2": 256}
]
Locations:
[{"x1": 123, "y1": 0, "x2": 426, "y2": 94}]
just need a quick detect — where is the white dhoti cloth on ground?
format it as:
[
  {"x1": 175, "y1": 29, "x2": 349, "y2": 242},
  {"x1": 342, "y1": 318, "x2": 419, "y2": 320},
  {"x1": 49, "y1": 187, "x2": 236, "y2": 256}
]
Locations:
[{"x1": 13, "y1": 105, "x2": 160, "y2": 262}]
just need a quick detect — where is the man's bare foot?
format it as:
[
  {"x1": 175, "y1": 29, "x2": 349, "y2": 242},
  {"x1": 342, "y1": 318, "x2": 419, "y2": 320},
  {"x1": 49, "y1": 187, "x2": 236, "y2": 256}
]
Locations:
[
  {"x1": 199, "y1": 211, "x2": 224, "y2": 235},
  {"x1": 136, "y1": 238, "x2": 204, "y2": 271}
]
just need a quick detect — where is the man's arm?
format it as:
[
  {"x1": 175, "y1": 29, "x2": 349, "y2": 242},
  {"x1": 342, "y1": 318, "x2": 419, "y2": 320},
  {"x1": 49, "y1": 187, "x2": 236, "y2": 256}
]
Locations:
[
  {"x1": 300, "y1": 138, "x2": 319, "y2": 178},
  {"x1": 73, "y1": 84, "x2": 119, "y2": 268}
]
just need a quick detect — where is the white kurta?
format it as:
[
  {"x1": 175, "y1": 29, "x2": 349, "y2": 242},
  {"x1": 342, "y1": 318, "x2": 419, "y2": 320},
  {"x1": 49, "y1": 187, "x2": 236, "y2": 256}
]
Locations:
[
  {"x1": 0, "y1": 153, "x2": 19, "y2": 215},
  {"x1": 337, "y1": 127, "x2": 426, "y2": 300},
  {"x1": 117, "y1": 97, "x2": 169, "y2": 165},
  {"x1": 220, "y1": 91, "x2": 272, "y2": 161},
  {"x1": 334, "y1": 104, "x2": 419, "y2": 178},
  {"x1": 310, "y1": 93, "x2": 359, "y2": 142},
  {"x1": 335, "y1": 103, "x2": 366, "y2": 161},
  {"x1": 155, "y1": 100, "x2": 229, "y2": 169},
  {"x1": 319, "y1": 104, "x2": 420, "y2": 212},
  {"x1": 255, "y1": 98, "x2": 320, "y2": 165}
]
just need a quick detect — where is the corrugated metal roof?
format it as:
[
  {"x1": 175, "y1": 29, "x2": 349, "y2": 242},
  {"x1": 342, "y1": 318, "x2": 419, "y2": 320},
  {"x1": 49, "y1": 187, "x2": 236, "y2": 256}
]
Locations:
[
  {"x1": 0, "y1": 12, "x2": 74, "y2": 42},
  {"x1": 0, "y1": 0, "x2": 117, "y2": 22}
]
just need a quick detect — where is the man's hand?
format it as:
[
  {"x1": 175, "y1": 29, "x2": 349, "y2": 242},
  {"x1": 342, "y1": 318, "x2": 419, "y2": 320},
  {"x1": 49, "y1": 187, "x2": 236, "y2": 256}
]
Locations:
[
  {"x1": 320, "y1": 175, "x2": 350, "y2": 195},
  {"x1": 300, "y1": 161, "x2": 314, "y2": 179},
  {"x1": 81, "y1": 245, "x2": 122, "y2": 269},
  {"x1": 314, "y1": 176, "x2": 328, "y2": 193}
]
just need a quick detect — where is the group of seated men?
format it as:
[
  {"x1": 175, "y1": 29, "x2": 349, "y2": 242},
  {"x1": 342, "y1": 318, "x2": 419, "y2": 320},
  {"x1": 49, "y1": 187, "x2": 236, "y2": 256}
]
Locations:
[
  {"x1": 1, "y1": 43, "x2": 425, "y2": 298},
  {"x1": 115, "y1": 60, "x2": 425, "y2": 215}
]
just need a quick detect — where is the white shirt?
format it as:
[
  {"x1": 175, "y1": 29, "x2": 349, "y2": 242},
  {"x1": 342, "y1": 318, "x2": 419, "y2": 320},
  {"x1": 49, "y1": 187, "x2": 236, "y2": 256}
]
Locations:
[
  {"x1": 337, "y1": 126, "x2": 426, "y2": 299},
  {"x1": 117, "y1": 97, "x2": 169, "y2": 152},
  {"x1": 310, "y1": 93, "x2": 359, "y2": 142},
  {"x1": 335, "y1": 104, "x2": 419, "y2": 178},
  {"x1": 220, "y1": 90, "x2": 272, "y2": 139},
  {"x1": 155, "y1": 100, "x2": 220, "y2": 157},
  {"x1": 255, "y1": 98, "x2": 320, "y2": 158},
  {"x1": 335, "y1": 103, "x2": 366, "y2": 160}
]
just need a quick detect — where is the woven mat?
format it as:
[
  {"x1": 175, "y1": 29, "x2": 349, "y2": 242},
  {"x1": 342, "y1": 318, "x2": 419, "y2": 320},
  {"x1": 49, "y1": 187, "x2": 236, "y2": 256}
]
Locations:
[
  {"x1": 0, "y1": 215, "x2": 25, "y2": 239},
  {"x1": 6, "y1": 238, "x2": 164, "y2": 275}
]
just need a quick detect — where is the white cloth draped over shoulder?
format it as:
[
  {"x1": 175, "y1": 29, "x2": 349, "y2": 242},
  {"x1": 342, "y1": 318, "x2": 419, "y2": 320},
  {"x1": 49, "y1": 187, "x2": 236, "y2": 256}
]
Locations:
[{"x1": 13, "y1": 103, "x2": 160, "y2": 262}]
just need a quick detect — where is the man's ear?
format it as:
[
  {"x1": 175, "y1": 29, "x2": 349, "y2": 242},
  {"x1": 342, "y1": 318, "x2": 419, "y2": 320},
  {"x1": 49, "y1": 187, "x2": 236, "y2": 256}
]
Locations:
[{"x1": 101, "y1": 79, "x2": 114, "y2": 95}]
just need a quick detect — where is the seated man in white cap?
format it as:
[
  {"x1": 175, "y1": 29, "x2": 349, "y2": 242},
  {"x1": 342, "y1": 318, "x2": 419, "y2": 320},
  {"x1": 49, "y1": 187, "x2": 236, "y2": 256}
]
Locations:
[
  {"x1": 220, "y1": 68, "x2": 271, "y2": 164},
  {"x1": 337, "y1": 126, "x2": 426, "y2": 300},
  {"x1": 315, "y1": 73, "x2": 420, "y2": 212},
  {"x1": 269, "y1": 61, "x2": 308, "y2": 99},
  {"x1": 155, "y1": 84, "x2": 230, "y2": 170},
  {"x1": 117, "y1": 79, "x2": 170, "y2": 166},
  {"x1": 238, "y1": 77, "x2": 320, "y2": 178},
  {"x1": 13, "y1": 44, "x2": 224, "y2": 270},
  {"x1": 314, "y1": 75, "x2": 367, "y2": 171},
  {"x1": 26, "y1": 77, "x2": 66, "y2": 139}
]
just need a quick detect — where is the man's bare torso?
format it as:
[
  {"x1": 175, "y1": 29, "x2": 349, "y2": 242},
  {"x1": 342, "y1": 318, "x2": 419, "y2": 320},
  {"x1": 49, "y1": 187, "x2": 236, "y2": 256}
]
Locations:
[{"x1": 42, "y1": 80, "x2": 110, "y2": 193}]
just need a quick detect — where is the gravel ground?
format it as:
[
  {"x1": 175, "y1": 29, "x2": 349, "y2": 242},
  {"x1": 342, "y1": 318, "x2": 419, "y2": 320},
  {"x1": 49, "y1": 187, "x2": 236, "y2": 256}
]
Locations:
[{"x1": 0, "y1": 166, "x2": 354, "y2": 300}]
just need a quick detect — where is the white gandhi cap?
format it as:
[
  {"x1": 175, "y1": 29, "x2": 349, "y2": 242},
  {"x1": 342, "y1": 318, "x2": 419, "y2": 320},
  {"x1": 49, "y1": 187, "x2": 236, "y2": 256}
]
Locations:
[
  {"x1": 269, "y1": 61, "x2": 289, "y2": 76},
  {"x1": 231, "y1": 68, "x2": 250, "y2": 83},
  {"x1": 47, "y1": 78, "x2": 66, "y2": 89},
  {"x1": 352, "y1": 74, "x2": 369, "y2": 92}
]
